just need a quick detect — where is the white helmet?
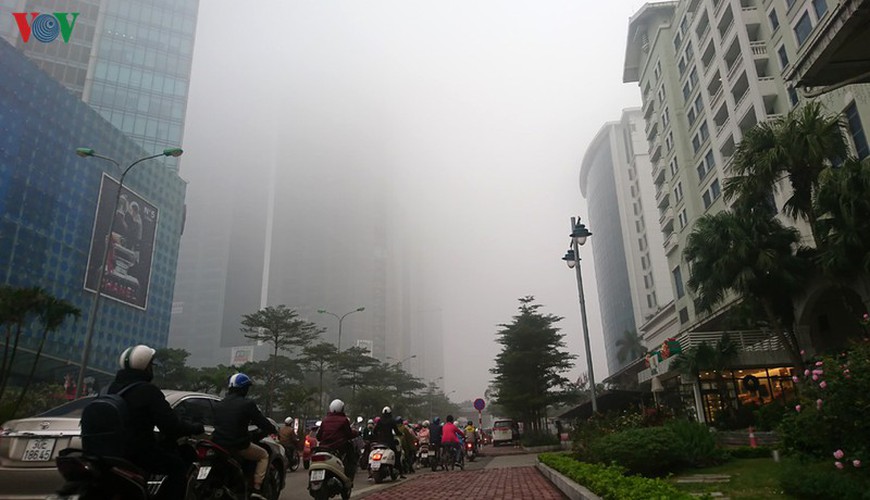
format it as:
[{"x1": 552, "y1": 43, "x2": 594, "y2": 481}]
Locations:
[
  {"x1": 119, "y1": 345, "x2": 156, "y2": 370},
  {"x1": 284, "y1": 417, "x2": 293, "y2": 425},
  {"x1": 382, "y1": 406, "x2": 392, "y2": 415},
  {"x1": 329, "y1": 399, "x2": 345, "y2": 413}
]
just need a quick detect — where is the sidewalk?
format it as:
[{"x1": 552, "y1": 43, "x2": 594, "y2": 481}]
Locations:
[{"x1": 360, "y1": 454, "x2": 566, "y2": 499}]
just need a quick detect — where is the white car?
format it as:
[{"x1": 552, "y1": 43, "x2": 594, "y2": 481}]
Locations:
[{"x1": 491, "y1": 419, "x2": 515, "y2": 446}]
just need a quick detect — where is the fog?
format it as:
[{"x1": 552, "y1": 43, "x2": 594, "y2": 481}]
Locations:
[{"x1": 176, "y1": 1, "x2": 644, "y2": 405}]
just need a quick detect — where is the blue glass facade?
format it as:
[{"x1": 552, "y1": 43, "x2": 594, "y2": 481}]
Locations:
[{"x1": 0, "y1": 38, "x2": 186, "y2": 376}]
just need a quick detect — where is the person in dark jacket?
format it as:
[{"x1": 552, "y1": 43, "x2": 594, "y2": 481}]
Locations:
[
  {"x1": 213, "y1": 373, "x2": 277, "y2": 500},
  {"x1": 316, "y1": 399, "x2": 359, "y2": 478},
  {"x1": 106, "y1": 345, "x2": 204, "y2": 500},
  {"x1": 429, "y1": 416, "x2": 443, "y2": 467},
  {"x1": 371, "y1": 406, "x2": 405, "y2": 477}
]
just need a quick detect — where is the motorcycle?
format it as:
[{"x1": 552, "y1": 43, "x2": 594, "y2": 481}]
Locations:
[
  {"x1": 303, "y1": 433, "x2": 319, "y2": 470},
  {"x1": 417, "y1": 441, "x2": 431, "y2": 468},
  {"x1": 193, "y1": 434, "x2": 284, "y2": 500},
  {"x1": 465, "y1": 440, "x2": 477, "y2": 462},
  {"x1": 368, "y1": 442, "x2": 399, "y2": 484},
  {"x1": 307, "y1": 447, "x2": 353, "y2": 500}
]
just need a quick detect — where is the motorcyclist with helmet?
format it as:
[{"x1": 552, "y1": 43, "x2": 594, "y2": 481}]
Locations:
[
  {"x1": 315, "y1": 399, "x2": 359, "y2": 478},
  {"x1": 396, "y1": 418, "x2": 416, "y2": 473},
  {"x1": 371, "y1": 406, "x2": 405, "y2": 478},
  {"x1": 212, "y1": 373, "x2": 277, "y2": 500},
  {"x1": 441, "y1": 415, "x2": 465, "y2": 467},
  {"x1": 103, "y1": 345, "x2": 205, "y2": 500}
]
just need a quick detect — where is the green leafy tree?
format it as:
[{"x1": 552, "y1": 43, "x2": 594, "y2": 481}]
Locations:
[
  {"x1": 13, "y1": 296, "x2": 80, "y2": 416},
  {"x1": 0, "y1": 286, "x2": 45, "y2": 401},
  {"x1": 151, "y1": 348, "x2": 196, "y2": 390},
  {"x1": 616, "y1": 329, "x2": 645, "y2": 364},
  {"x1": 490, "y1": 296, "x2": 576, "y2": 432},
  {"x1": 684, "y1": 209, "x2": 808, "y2": 369},
  {"x1": 190, "y1": 365, "x2": 235, "y2": 394},
  {"x1": 335, "y1": 346, "x2": 379, "y2": 409},
  {"x1": 299, "y1": 342, "x2": 339, "y2": 414},
  {"x1": 725, "y1": 101, "x2": 848, "y2": 246},
  {"x1": 240, "y1": 305, "x2": 323, "y2": 414},
  {"x1": 241, "y1": 355, "x2": 304, "y2": 417}
]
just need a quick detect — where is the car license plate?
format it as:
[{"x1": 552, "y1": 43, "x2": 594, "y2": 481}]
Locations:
[
  {"x1": 197, "y1": 466, "x2": 211, "y2": 480},
  {"x1": 310, "y1": 469, "x2": 326, "y2": 481},
  {"x1": 370, "y1": 461, "x2": 380, "y2": 470},
  {"x1": 22, "y1": 438, "x2": 55, "y2": 461}
]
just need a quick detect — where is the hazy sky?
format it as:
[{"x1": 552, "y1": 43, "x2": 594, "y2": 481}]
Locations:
[{"x1": 182, "y1": 1, "x2": 646, "y2": 405}]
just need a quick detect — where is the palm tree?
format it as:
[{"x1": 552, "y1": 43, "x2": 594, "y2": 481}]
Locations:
[
  {"x1": 616, "y1": 329, "x2": 645, "y2": 364},
  {"x1": 725, "y1": 101, "x2": 848, "y2": 247},
  {"x1": 12, "y1": 296, "x2": 80, "y2": 416},
  {"x1": 815, "y1": 157, "x2": 870, "y2": 278},
  {"x1": 0, "y1": 286, "x2": 45, "y2": 401},
  {"x1": 684, "y1": 209, "x2": 807, "y2": 369}
]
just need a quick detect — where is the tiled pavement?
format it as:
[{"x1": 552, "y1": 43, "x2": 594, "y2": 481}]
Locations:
[{"x1": 360, "y1": 459, "x2": 566, "y2": 499}]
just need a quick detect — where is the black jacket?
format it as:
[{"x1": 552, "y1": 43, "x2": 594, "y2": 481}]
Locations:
[
  {"x1": 372, "y1": 417, "x2": 399, "y2": 447},
  {"x1": 107, "y1": 368, "x2": 202, "y2": 456},
  {"x1": 212, "y1": 392, "x2": 277, "y2": 450}
]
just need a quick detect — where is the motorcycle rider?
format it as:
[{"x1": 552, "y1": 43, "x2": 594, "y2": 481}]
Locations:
[
  {"x1": 371, "y1": 406, "x2": 404, "y2": 478},
  {"x1": 396, "y1": 417, "x2": 416, "y2": 473},
  {"x1": 464, "y1": 421, "x2": 477, "y2": 453},
  {"x1": 315, "y1": 399, "x2": 359, "y2": 478},
  {"x1": 440, "y1": 415, "x2": 465, "y2": 466},
  {"x1": 279, "y1": 417, "x2": 301, "y2": 465},
  {"x1": 212, "y1": 373, "x2": 277, "y2": 500},
  {"x1": 105, "y1": 345, "x2": 204, "y2": 500},
  {"x1": 417, "y1": 421, "x2": 430, "y2": 445},
  {"x1": 429, "y1": 417, "x2": 442, "y2": 466}
]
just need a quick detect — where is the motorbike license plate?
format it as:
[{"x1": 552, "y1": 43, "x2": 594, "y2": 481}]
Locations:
[
  {"x1": 197, "y1": 466, "x2": 211, "y2": 480},
  {"x1": 370, "y1": 461, "x2": 380, "y2": 471},
  {"x1": 421, "y1": 452, "x2": 428, "y2": 458},
  {"x1": 310, "y1": 469, "x2": 326, "y2": 481},
  {"x1": 21, "y1": 438, "x2": 55, "y2": 461}
]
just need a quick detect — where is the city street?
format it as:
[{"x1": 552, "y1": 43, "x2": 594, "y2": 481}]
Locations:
[{"x1": 279, "y1": 446, "x2": 565, "y2": 499}]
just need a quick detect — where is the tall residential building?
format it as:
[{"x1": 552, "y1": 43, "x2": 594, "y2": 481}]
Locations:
[
  {"x1": 580, "y1": 109, "x2": 675, "y2": 376},
  {"x1": 1, "y1": 0, "x2": 200, "y2": 169},
  {"x1": 0, "y1": 38, "x2": 186, "y2": 381},
  {"x1": 623, "y1": 0, "x2": 870, "y2": 421}
]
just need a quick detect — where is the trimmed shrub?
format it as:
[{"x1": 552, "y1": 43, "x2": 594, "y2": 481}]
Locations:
[
  {"x1": 753, "y1": 401, "x2": 787, "y2": 431},
  {"x1": 521, "y1": 430, "x2": 559, "y2": 447},
  {"x1": 780, "y1": 458, "x2": 870, "y2": 500},
  {"x1": 665, "y1": 419, "x2": 727, "y2": 468},
  {"x1": 571, "y1": 409, "x2": 644, "y2": 459},
  {"x1": 539, "y1": 452, "x2": 694, "y2": 500},
  {"x1": 588, "y1": 426, "x2": 683, "y2": 476}
]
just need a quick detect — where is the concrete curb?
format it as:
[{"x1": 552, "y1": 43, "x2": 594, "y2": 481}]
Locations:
[
  {"x1": 522, "y1": 444, "x2": 563, "y2": 453},
  {"x1": 535, "y1": 460, "x2": 602, "y2": 500}
]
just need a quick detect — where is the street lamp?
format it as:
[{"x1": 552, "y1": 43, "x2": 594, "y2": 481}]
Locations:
[
  {"x1": 74, "y1": 147, "x2": 183, "y2": 398},
  {"x1": 561, "y1": 216, "x2": 598, "y2": 413},
  {"x1": 317, "y1": 306, "x2": 365, "y2": 352},
  {"x1": 387, "y1": 354, "x2": 417, "y2": 369}
]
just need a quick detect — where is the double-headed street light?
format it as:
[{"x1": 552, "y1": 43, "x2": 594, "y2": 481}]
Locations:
[
  {"x1": 317, "y1": 306, "x2": 365, "y2": 352},
  {"x1": 74, "y1": 147, "x2": 183, "y2": 399},
  {"x1": 561, "y1": 216, "x2": 598, "y2": 413}
]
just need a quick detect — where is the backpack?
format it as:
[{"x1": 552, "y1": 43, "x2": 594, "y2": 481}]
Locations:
[{"x1": 80, "y1": 382, "x2": 146, "y2": 457}]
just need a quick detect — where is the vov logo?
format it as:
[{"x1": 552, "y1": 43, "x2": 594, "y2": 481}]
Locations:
[{"x1": 13, "y1": 12, "x2": 79, "y2": 43}]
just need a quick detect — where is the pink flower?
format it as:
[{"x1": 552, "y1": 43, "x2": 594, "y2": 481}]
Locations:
[
  {"x1": 817, "y1": 399, "x2": 823, "y2": 410},
  {"x1": 835, "y1": 461, "x2": 844, "y2": 469},
  {"x1": 804, "y1": 369, "x2": 811, "y2": 377},
  {"x1": 813, "y1": 369, "x2": 824, "y2": 376},
  {"x1": 834, "y1": 450, "x2": 845, "y2": 460},
  {"x1": 816, "y1": 361, "x2": 824, "y2": 366},
  {"x1": 792, "y1": 376, "x2": 800, "y2": 383},
  {"x1": 795, "y1": 405, "x2": 802, "y2": 412},
  {"x1": 820, "y1": 381, "x2": 828, "y2": 389},
  {"x1": 854, "y1": 460, "x2": 862, "y2": 468},
  {"x1": 812, "y1": 374, "x2": 819, "y2": 381},
  {"x1": 800, "y1": 349, "x2": 806, "y2": 355}
]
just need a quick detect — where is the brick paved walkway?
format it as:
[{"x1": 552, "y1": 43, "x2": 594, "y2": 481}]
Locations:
[{"x1": 362, "y1": 466, "x2": 566, "y2": 499}]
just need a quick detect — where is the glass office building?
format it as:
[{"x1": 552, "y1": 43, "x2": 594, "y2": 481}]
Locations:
[{"x1": 0, "y1": 38, "x2": 186, "y2": 380}]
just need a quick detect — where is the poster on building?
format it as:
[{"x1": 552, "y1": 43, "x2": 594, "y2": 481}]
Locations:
[
  {"x1": 84, "y1": 174, "x2": 159, "y2": 310},
  {"x1": 356, "y1": 339, "x2": 374, "y2": 357},
  {"x1": 231, "y1": 346, "x2": 255, "y2": 367}
]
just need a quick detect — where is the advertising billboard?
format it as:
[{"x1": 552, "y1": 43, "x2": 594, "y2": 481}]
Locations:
[
  {"x1": 84, "y1": 174, "x2": 159, "y2": 310},
  {"x1": 356, "y1": 339, "x2": 374, "y2": 357},
  {"x1": 231, "y1": 346, "x2": 255, "y2": 367}
]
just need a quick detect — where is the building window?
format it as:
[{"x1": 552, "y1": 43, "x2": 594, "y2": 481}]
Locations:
[
  {"x1": 647, "y1": 295, "x2": 654, "y2": 308},
  {"x1": 683, "y1": 81, "x2": 692, "y2": 100},
  {"x1": 794, "y1": 11, "x2": 813, "y2": 46},
  {"x1": 710, "y1": 178, "x2": 722, "y2": 199},
  {"x1": 689, "y1": 67, "x2": 698, "y2": 88},
  {"x1": 662, "y1": 107, "x2": 670, "y2": 128},
  {"x1": 674, "y1": 181, "x2": 684, "y2": 202},
  {"x1": 703, "y1": 190, "x2": 713, "y2": 208},
  {"x1": 688, "y1": 108, "x2": 697, "y2": 126},
  {"x1": 654, "y1": 61, "x2": 662, "y2": 81},
  {"x1": 768, "y1": 9, "x2": 780, "y2": 31},
  {"x1": 788, "y1": 85, "x2": 799, "y2": 107},
  {"x1": 845, "y1": 101, "x2": 869, "y2": 160},
  {"x1": 699, "y1": 122, "x2": 709, "y2": 142},
  {"x1": 644, "y1": 274, "x2": 651, "y2": 288},
  {"x1": 641, "y1": 255, "x2": 649, "y2": 270},
  {"x1": 778, "y1": 45, "x2": 789, "y2": 69},
  {"x1": 679, "y1": 307, "x2": 690, "y2": 324},
  {"x1": 666, "y1": 132, "x2": 674, "y2": 152},
  {"x1": 813, "y1": 0, "x2": 828, "y2": 18},
  {"x1": 678, "y1": 209, "x2": 688, "y2": 229},
  {"x1": 670, "y1": 158, "x2": 679, "y2": 176},
  {"x1": 673, "y1": 266, "x2": 685, "y2": 299}
]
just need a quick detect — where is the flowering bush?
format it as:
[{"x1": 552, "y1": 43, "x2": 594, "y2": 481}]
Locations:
[{"x1": 779, "y1": 337, "x2": 870, "y2": 483}]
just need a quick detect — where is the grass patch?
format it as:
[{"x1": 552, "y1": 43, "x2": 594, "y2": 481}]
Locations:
[{"x1": 671, "y1": 458, "x2": 793, "y2": 499}]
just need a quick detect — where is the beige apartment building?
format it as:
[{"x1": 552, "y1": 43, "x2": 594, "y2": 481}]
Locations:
[{"x1": 622, "y1": 0, "x2": 870, "y2": 422}]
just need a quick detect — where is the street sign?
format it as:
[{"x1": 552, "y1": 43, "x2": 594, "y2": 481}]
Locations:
[{"x1": 473, "y1": 398, "x2": 485, "y2": 411}]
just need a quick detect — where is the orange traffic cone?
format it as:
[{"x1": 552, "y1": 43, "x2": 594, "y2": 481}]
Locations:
[{"x1": 749, "y1": 426, "x2": 758, "y2": 448}]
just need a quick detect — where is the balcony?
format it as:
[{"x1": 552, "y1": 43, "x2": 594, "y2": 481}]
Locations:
[
  {"x1": 664, "y1": 233, "x2": 679, "y2": 255},
  {"x1": 656, "y1": 185, "x2": 670, "y2": 208},
  {"x1": 714, "y1": 0, "x2": 729, "y2": 19},
  {"x1": 643, "y1": 98, "x2": 655, "y2": 119},
  {"x1": 661, "y1": 209, "x2": 675, "y2": 232},
  {"x1": 710, "y1": 86, "x2": 724, "y2": 110},
  {"x1": 659, "y1": 207, "x2": 674, "y2": 226},
  {"x1": 726, "y1": 53, "x2": 744, "y2": 83},
  {"x1": 653, "y1": 160, "x2": 666, "y2": 184},
  {"x1": 646, "y1": 119, "x2": 659, "y2": 141},
  {"x1": 765, "y1": 113, "x2": 783, "y2": 122},
  {"x1": 740, "y1": 6, "x2": 760, "y2": 26},
  {"x1": 749, "y1": 41, "x2": 767, "y2": 58},
  {"x1": 716, "y1": 114, "x2": 732, "y2": 137},
  {"x1": 650, "y1": 141, "x2": 662, "y2": 163},
  {"x1": 757, "y1": 76, "x2": 777, "y2": 96}
]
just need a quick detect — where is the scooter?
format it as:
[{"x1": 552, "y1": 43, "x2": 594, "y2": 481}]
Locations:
[
  {"x1": 368, "y1": 442, "x2": 398, "y2": 484},
  {"x1": 303, "y1": 433, "x2": 319, "y2": 470},
  {"x1": 465, "y1": 440, "x2": 477, "y2": 462},
  {"x1": 193, "y1": 435, "x2": 284, "y2": 500},
  {"x1": 307, "y1": 447, "x2": 353, "y2": 500},
  {"x1": 417, "y1": 441, "x2": 431, "y2": 468}
]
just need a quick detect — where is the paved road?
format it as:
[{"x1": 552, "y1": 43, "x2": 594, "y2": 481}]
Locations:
[{"x1": 280, "y1": 446, "x2": 565, "y2": 499}]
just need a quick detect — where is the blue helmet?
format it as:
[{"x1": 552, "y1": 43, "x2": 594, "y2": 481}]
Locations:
[{"x1": 228, "y1": 373, "x2": 252, "y2": 389}]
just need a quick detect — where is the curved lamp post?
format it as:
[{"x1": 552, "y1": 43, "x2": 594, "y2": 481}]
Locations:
[
  {"x1": 387, "y1": 354, "x2": 417, "y2": 369},
  {"x1": 317, "y1": 306, "x2": 365, "y2": 352},
  {"x1": 74, "y1": 147, "x2": 183, "y2": 398},
  {"x1": 561, "y1": 216, "x2": 597, "y2": 413}
]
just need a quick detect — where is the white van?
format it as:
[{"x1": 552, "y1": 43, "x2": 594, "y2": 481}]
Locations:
[{"x1": 491, "y1": 418, "x2": 515, "y2": 446}]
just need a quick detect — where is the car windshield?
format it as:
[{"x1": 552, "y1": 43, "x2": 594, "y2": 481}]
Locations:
[{"x1": 37, "y1": 397, "x2": 95, "y2": 418}]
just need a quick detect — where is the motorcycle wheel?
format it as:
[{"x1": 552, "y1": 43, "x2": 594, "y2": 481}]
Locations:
[
  {"x1": 289, "y1": 450, "x2": 300, "y2": 472},
  {"x1": 373, "y1": 468, "x2": 385, "y2": 484},
  {"x1": 390, "y1": 468, "x2": 398, "y2": 481},
  {"x1": 303, "y1": 459, "x2": 310, "y2": 470},
  {"x1": 260, "y1": 464, "x2": 281, "y2": 500}
]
